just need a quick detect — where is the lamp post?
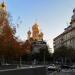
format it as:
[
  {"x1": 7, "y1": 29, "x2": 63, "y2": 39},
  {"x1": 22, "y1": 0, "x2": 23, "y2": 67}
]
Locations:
[
  {"x1": 43, "y1": 48, "x2": 45, "y2": 65},
  {"x1": 20, "y1": 56, "x2": 22, "y2": 67},
  {"x1": 43, "y1": 45, "x2": 47, "y2": 65}
]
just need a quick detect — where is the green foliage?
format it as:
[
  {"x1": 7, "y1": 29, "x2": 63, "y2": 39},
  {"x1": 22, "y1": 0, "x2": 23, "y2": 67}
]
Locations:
[{"x1": 53, "y1": 46, "x2": 75, "y2": 64}]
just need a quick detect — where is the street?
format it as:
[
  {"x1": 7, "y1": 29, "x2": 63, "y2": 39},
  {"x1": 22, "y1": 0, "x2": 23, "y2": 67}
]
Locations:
[
  {"x1": 0, "y1": 65, "x2": 46, "y2": 75},
  {"x1": 48, "y1": 70, "x2": 75, "y2": 75}
]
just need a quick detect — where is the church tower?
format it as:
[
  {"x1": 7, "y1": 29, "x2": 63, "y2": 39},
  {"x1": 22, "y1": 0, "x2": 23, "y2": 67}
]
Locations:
[{"x1": 27, "y1": 30, "x2": 31, "y2": 40}]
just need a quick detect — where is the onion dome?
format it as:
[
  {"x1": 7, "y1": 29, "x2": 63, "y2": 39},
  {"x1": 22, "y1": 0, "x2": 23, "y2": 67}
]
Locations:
[
  {"x1": 32, "y1": 23, "x2": 40, "y2": 31},
  {"x1": 39, "y1": 32, "x2": 43, "y2": 37},
  {"x1": 27, "y1": 30, "x2": 31, "y2": 35},
  {"x1": 40, "y1": 32, "x2": 43, "y2": 36}
]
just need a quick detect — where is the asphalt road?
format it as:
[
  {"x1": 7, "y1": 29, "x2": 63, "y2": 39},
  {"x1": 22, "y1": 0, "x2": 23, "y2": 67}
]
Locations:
[
  {"x1": 0, "y1": 65, "x2": 46, "y2": 75},
  {"x1": 54, "y1": 72, "x2": 75, "y2": 75},
  {"x1": 48, "y1": 71, "x2": 75, "y2": 75}
]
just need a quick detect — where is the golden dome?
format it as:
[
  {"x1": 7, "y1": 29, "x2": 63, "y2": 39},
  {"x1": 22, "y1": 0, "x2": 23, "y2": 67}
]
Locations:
[
  {"x1": 32, "y1": 23, "x2": 40, "y2": 31},
  {"x1": 39, "y1": 32, "x2": 43, "y2": 37}
]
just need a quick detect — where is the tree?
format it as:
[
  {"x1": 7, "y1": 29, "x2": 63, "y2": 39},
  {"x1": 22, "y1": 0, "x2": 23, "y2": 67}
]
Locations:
[
  {"x1": 53, "y1": 46, "x2": 74, "y2": 64},
  {"x1": 21, "y1": 40, "x2": 32, "y2": 64}
]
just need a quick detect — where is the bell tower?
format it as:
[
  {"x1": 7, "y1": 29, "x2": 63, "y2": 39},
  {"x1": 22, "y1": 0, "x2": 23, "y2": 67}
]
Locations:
[{"x1": 27, "y1": 29, "x2": 31, "y2": 40}]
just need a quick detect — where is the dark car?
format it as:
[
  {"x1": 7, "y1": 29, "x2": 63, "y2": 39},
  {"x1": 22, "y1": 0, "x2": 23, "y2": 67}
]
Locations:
[{"x1": 61, "y1": 65, "x2": 71, "y2": 69}]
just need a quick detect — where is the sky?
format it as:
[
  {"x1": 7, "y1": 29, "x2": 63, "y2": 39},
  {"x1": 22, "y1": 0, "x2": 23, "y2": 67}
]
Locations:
[{"x1": 0, "y1": 0, "x2": 75, "y2": 52}]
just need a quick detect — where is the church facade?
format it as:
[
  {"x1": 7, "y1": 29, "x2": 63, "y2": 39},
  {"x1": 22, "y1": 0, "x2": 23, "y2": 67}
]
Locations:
[
  {"x1": 26, "y1": 23, "x2": 47, "y2": 54},
  {"x1": 53, "y1": 8, "x2": 75, "y2": 50}
]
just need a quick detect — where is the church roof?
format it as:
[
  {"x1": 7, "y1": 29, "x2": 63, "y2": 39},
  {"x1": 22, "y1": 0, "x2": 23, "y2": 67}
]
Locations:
[
  {"x1": 32, "y1": 23, "x2": 40, "y2": 31},
  {"x1": 27, "y1": 30, "x2": 31, "y2": 34}
]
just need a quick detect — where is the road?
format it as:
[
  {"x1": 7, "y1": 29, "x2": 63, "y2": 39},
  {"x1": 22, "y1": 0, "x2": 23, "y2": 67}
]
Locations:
[
  {"x1": 0, "y1": 65, "x2": 46, "y2": 75},
  {"x1": 48, "y1": 71, "x2": 75, "y2": 75},
  {"x1": 53, "y1": 72, "x2": 75, "y2": 75}
]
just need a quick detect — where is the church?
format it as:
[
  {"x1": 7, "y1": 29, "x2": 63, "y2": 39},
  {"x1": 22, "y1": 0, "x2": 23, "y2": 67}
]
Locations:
[
  {"x1": 27, "y1": 23, "x2": 43, "y2": 41},
  {"x1": 22, "y1": 23, "x2": 47, "y2": 54}
]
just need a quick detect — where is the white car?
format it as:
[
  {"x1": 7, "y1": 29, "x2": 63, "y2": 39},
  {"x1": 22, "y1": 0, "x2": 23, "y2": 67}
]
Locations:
[{"x1": 48, "y1": 64, "x2": 58, "y2": 71}]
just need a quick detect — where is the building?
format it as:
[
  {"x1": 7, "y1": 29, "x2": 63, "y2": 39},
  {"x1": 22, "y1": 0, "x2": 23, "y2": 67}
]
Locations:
[
  {"x1": 27, "y1": 23, "x2": 43, "y2": 41},
  {"x1": 32, "y1": 40, "x2": 47, "y2": 54},
  {"x1": 53, "y1": 8, "x2": 75, "y2": 50},
  {"x1": 23, "y1": 23, "x2": 47, "y2": 54}
]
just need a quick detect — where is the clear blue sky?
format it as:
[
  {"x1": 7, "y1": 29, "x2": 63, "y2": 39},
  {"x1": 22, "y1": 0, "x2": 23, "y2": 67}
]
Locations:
[{"x1": 1, "y1": 0, "x2": 75, "y2": 52}]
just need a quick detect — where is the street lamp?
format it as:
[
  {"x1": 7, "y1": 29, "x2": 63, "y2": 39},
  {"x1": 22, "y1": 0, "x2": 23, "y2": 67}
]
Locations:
[
  {"x1": 42, "y1": 44, "x2": 47, "y2": 65},
  {"x1": 20, "y1": 56, "x2": 22, "y2": 67},
  {"x1": 43, "y1": 48, "x2": 45, "y2": 65}
]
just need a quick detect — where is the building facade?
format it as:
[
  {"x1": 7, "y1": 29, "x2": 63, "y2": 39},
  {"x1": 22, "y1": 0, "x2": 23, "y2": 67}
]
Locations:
[{"x1": 54, "y1": 8, "x2": 75, "y2": 50}]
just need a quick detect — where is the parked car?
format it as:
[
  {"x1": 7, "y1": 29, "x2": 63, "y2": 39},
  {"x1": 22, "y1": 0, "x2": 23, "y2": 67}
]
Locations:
[
  {"x1": 60, "y1": 65, "x2": 72, "y2": 72},
  {"x1": 70, "y1": 64, "x2": 75, "y2": 69},
  {"x1": 48, "y1": 64, "x2": 60, "y2": 72},
  {"x1": 61, "y1": 65, "x2": 71, "y2": 69}
]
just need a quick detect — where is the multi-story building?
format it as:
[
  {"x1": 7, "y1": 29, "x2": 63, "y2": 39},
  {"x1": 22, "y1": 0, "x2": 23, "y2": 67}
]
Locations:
[{"x1": 53, "y1": 8, "x2": 75, "y2": 50}]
